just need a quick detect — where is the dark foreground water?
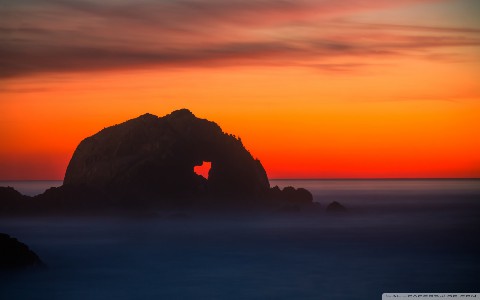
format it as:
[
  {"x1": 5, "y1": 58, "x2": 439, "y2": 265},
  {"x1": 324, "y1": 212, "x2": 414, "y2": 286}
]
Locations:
[{"x1": 1, "y1": 180, "x2": 480, "y2": 299}]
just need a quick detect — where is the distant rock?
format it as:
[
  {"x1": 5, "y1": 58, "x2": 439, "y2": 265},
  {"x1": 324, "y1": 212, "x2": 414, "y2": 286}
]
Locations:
[
  {"x1": 279, "y1": 186, "x2": 314, "y2": 204},
  {"x1": 268, "y1": 186, "x2": 315, "y2": 212},
  {"x1": 0, "y1": 233, "x2": 45, "y2": 270},
  {"x1": 0, "y1": 186, "x2": 24, "y2": 200},
  {"x1": 0, "y1": 187, "x2": 32, "y2": 214},
  {"x1": 326, "y1": 201, "x2": 347, "y2": 213}
]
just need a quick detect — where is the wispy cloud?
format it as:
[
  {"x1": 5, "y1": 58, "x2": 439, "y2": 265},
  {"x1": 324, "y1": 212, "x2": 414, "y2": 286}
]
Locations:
[{"x1": 1, "y1": 0, "x2": 478, "y2": 78}]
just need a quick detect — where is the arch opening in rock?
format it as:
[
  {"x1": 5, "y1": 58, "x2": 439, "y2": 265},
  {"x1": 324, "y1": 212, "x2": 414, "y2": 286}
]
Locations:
[{"x1": 194, "y1": 161, "x2": 211, "y2": 179}]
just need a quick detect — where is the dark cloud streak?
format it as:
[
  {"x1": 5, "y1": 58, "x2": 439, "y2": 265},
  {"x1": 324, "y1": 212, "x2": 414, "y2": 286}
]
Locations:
[{"x1": 1, "y1": 0, "x2": 479, "y2": 78}]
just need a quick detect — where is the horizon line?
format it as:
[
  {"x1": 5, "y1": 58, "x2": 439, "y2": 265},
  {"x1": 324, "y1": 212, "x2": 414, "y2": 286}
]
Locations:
[
  {"x1": 270, "y1": 178, "x2": 480, "y2": 180},
  {"x1": 1, "y1": 177, "x2": 480, "y2": 182}
]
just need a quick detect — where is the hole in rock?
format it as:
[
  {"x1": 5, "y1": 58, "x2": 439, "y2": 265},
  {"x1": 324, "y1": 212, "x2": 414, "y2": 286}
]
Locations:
[{"x1": 194, "y1": 161, "x2": 211, "y2": 179}]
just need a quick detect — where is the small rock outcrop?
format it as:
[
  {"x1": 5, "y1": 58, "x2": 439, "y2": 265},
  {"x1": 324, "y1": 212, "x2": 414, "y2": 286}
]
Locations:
[
  {"x1": 0, "y1": 233, "x2": 45, "y2": 269},
  {"x1": 269, "y1": 186, "x2": 313, "y2": 204},
  {"x1": 0, "y1": 187, "x2": 32, "y2": 214},
  {"x1": 326, "y1": 201, "x2": 347, "y2": 213},
  {"x1": 0, "y1": 186, "x2": 24, "y2": 200},
  {"x1": 268, "y1": 186, "x2": 316, "y2": 212}
]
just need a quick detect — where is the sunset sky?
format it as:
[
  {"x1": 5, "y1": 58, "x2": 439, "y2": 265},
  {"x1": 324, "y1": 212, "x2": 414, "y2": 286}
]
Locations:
[{"x1": 1, "y1": 0, "x2": 480, "y2": 180}]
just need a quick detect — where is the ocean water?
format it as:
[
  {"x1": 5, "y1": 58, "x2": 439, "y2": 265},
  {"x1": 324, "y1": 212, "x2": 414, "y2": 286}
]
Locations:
[{"x1": 1, "y1": 179, "x2": 479, "y2": 299}]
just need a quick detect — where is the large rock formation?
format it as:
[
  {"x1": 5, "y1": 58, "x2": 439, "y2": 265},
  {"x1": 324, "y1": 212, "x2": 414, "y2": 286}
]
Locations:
[
  {"x1": 1, "y1": 109, "x2": 314, "y2": 213},
  {"x1": 64, "y1": 109, "x2": 269, "y2": 200}
]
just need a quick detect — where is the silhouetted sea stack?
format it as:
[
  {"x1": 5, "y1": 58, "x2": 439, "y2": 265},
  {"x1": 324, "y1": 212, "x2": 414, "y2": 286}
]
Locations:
[
  {"x1": 64, "y1": 109, "x2": 269, "y2": 200},
  {"x1": 326, "y1": 201, "x2": 347, "y2": 213},
  {"x1": 0, "y1": 233, "x2": 45, "y2": 270},
  {"x1": 1, "y1": 109, "x2": 314, "y2": 213}
]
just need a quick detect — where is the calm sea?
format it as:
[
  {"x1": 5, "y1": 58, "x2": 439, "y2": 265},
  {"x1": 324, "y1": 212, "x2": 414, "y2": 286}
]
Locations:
[
  {"x1": 1, "y1": 179, "x2": 479, "y2": 299},
  {"x1": 2, "y1": 178, "x2": 480, "y2": 198}
]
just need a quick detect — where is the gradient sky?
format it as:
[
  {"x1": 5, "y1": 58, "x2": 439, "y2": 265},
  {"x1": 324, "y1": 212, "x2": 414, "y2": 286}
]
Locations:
[{"x1": 1, "y1": 0, "x2": 480, "y2": 180}]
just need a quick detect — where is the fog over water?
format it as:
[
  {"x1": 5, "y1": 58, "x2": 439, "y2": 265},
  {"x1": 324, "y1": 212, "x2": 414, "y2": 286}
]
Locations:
[{"x1": 1, "y1": 180, "x2": 479, "y2": 299}]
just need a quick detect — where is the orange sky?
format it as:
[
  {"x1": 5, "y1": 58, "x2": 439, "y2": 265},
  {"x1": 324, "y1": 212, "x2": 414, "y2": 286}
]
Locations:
[{"x1": 1, "y1": 0, "x2": 480, "y2": 180}]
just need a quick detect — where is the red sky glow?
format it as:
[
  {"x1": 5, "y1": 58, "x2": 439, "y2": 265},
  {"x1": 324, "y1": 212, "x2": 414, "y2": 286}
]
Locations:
[{"x1": 1, "y1": 0, "x2": 479, "y2": 180}]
